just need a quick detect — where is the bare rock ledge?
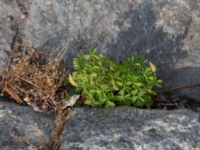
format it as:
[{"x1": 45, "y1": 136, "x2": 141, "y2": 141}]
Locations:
[{"x1": 0, "y1": 100, "x2": 200, "y2": 150}]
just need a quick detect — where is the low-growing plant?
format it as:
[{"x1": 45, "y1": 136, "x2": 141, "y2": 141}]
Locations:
[{"x1": 67, "y1": 48, "x2": 162, "y2": 108}]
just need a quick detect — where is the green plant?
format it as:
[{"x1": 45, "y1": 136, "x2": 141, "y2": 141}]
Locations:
[{"x1": 67, "y1": 48, "x2": 162, "y2": 108}]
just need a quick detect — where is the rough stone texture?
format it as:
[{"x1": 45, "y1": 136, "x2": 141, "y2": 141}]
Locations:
[
  {"x1": 23, "y1": 0, "x2": 200, "y2": 100},
  {"x1": 0, "y1": 100, "x2": 54, "y2": 150},
  {"x1": 0, "y1": 0, "x2": 200, "y2": 99},
  {"x1": 0, "y1": 0, "x2": 20, "y2": 72},
  {"x1": 61, "y1": 107, "x2": 200, "y2": 150},
  {"x1": 60, "y1": 107, "x2": 200, "y2": 150},
  {"x1": 1, "y1": 100, "x2": 200, "y2": 150}
]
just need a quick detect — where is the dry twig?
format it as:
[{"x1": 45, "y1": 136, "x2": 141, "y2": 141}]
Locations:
[{"x1": 157, "y1": 83, "x2": 200, "y2": 93}]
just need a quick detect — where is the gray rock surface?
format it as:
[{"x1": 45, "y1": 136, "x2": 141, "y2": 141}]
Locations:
[
  {"x1": 0, "y1": 0, "x2": 200, "y2": 99},
  {"x1": 61, "y1": 107, "x2": 200, "y2": 150},
  {"x1": 1, "y1": 101, "x2": 200, "y2": 150},
  {"x1": 0, "y1": 101, "x2": 54, "y2": 150},
  {"x1": 0, "y1": 0, "x2": 20, "y2": 72}
]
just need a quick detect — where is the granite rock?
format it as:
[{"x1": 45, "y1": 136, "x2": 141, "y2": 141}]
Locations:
[
  {"x1": 0, "y1": 0, "x2": 200, "y2": 99},
  {"x1": 0, "y1": 101, "x2": 54, "y2": 150},
  {"x1": 0, "y1": 0, "x2": 20, "y2": 72},
  {"x1": 61, "y1": 107, "x2": 200, "y2": 150},
  {"x1": 23, "y1": 0, "x2": 200, "y2": 100},
  {"x1": 1, "y1": 101, "x2": 200, "y2": 150}
]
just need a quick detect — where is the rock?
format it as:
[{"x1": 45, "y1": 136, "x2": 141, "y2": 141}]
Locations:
[
  {"x1": 0, "y1": 0, "x2": 20, "y2": 73},
  {"x1": 61, "y1": 107, "x2": 200, "y2": 150},
  {"x1": 0, "y1": 0, "x2": 200, "y2": 100},
  {"x1": 1, "y1": 101, "x2": 200, "y2": 150},
  {"x1": 0, "y1": 100, "x2": 54, "y2": 150},
  {"x1": 22, "y1": 0, "x2": 200, "y2": 101}
]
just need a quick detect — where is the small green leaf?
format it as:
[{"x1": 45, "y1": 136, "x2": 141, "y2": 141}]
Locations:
[
  {"x1": 68, "y1": 74, "x2": 77, "y2": 87},
  {"x1": 105, "y1": 101, "x2": 115, "y2": 107},
  {"x1": 119, "y1": 89, "x2": 125, "y2": 96},
  {"x1": 157, "y1": 80, "x2": 163, "y2": 84},
  {"x1": 131, "y1": 96, "x2": 137, "y2": 103},
  {"x1": 133, "y1": 83, "x2": 143, "y2": 87},
  {"x1": 131, "y1": 90, "x2": 138, "y2": 96}
]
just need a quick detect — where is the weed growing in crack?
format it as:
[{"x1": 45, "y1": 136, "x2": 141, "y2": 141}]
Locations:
[{"x1": 67, "y1": 48, "x2": 162, "y2": 108}]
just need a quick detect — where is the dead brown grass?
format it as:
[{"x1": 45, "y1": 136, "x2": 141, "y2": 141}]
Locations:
[
  {"x1": 1, "y1": 48, "x2": 68, "y2": 113},
  {"x1": 41, "y1": 108, "x2": 75, "y2": 150}
]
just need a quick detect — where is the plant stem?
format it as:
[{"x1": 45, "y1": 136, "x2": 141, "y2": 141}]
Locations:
[{"x1": 157, "y1": 83, "x2": 200, "y2": 93}]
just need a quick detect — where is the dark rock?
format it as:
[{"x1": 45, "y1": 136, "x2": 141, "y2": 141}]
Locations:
[
  {"x1": 61, "y1": 107, "x2": 200, "y2": 150},
  {"x1": 0, "y1": 100, "x2": 54, "y2": 150},
  {"x1": 22, "y1": 0, "x2": 200, "y2": 101},
  {"x1": 1, "y1": 101, "x2": 200, "y2": 150},
  {"x1": 0, "y1": 0, "x2": 200, "y2": 99},
  {"x1": 0, "y1": 0, "x2": 20, "y2": 73}
]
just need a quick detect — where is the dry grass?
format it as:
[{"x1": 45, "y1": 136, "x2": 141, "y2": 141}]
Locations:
[
  {"x1": 41, "y1": 108, "x2": 75, "y2": 150},
  {"x1": 1, "y1": 48, "x2": 68, "y2": 113}
]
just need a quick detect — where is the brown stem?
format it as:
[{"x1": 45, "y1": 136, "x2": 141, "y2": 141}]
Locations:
[
  {"x1": 15, "y1": 75, "x2": 42, "y2": 90},
  {"x1": 2, "y1": 84, "x2": 23, "y2": 104},
  {"x1": 157, "y1": 83, "x2": 200, "y2": 93},
  {"x1": 41, "y1": 108, "x2": 75, "y2": 150}
]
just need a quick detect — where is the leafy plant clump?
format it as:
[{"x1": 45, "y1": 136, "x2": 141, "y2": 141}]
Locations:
[{"x1": 68, "y1": 48, "x2": 162, "y2": 108}]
